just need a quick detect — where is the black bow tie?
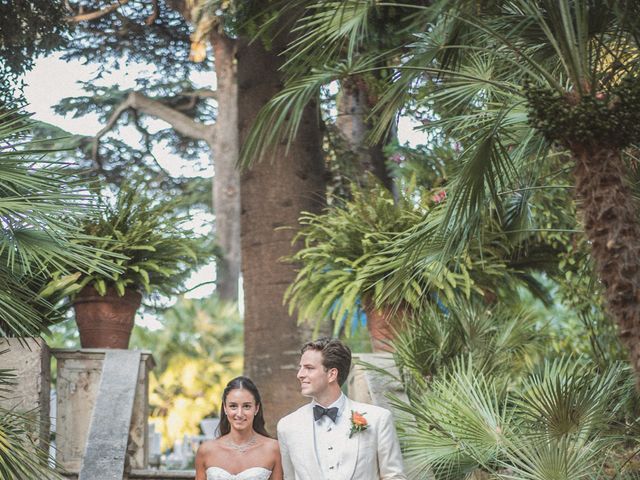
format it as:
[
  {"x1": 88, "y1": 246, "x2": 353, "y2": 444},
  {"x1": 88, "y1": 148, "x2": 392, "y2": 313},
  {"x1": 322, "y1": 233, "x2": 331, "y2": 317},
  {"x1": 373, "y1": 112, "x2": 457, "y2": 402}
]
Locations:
[{"x1": 313, "y1": 405, "x2": 339, "y2": 422}]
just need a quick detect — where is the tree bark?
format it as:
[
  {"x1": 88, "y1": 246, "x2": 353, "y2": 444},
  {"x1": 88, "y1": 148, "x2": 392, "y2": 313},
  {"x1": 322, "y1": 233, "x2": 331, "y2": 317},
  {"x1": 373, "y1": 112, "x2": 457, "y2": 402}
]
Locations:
[
  {"x1": 168, "y1": 1, "x2": 242, "y2": 303},
  {"x1": 237, "y1": 35, "x2": 326, "y2": 428},
  {"x1": 573, "y1": 146, "x2": 640, "y2": 384},
  {"x1": 336, "y1": 77, "x2": 392, "y2": 190},
  {"x1": 209, "y1": 30, "x2": 241, "y2": 302}
]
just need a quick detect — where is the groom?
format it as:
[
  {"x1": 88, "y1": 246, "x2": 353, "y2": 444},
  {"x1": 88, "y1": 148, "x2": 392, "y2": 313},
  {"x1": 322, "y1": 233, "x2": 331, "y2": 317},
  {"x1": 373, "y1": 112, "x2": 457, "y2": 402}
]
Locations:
[{"x1": 277, "y1": 337, "x2": 406, "y2": 479}]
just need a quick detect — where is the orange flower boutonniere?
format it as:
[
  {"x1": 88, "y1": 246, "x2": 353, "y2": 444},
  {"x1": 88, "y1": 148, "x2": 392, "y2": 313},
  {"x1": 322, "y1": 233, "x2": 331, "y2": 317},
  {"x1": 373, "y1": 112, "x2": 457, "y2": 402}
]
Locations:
[{"x1": 349, "y1": 410, "x2": 369, "y2": 438}]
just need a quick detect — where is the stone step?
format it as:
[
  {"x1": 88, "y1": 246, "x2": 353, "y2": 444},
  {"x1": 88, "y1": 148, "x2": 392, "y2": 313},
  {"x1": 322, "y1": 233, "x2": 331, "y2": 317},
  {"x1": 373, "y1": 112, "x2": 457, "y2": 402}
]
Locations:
[
  {"x1": 129, "y1": 471, "x2": 195, "y2": 479},
  {"x1": 61, "y1": 469, "x2": 195, "y2": 479}
]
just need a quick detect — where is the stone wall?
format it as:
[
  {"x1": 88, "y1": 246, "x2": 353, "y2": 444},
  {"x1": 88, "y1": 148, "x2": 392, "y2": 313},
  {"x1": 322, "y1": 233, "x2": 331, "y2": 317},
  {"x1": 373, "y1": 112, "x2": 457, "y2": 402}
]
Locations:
[{"x1": 0, "y1": 337, "x2": 51, "y2": 449}]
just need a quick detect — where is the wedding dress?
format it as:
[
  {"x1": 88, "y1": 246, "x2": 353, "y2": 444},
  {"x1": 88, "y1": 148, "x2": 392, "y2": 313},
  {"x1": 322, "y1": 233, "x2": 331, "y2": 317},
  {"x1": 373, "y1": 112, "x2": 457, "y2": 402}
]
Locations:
[{"x1": 206, "y1": 466, "x2": 272, "y2": 480}]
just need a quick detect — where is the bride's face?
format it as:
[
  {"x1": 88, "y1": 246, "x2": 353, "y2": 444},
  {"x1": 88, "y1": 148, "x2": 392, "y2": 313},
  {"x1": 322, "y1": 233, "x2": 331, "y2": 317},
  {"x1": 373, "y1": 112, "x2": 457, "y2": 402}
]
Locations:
[{"x1": 224, "y1": 388, "x2": 259, "y2": 432}]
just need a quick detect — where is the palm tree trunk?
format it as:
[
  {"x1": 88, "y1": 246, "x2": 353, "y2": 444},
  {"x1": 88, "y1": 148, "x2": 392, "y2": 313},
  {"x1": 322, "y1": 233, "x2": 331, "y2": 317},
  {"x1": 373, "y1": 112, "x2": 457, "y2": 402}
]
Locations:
[
  {"x1": 336, "y1": 77, "x2": 392, "y2": 190},
  {"x1": 237, "y1": 34, "x2": 326, "y2": 427},
  {"x1": 573, "y1": 145, "x2": 640, "y2": 382}
]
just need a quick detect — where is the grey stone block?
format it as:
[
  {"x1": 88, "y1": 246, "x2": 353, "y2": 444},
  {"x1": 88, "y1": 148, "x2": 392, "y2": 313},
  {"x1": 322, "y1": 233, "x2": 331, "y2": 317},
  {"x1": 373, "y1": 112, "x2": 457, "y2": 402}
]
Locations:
[
  {"x1": 53, "y1": 349, "x2": 155, "y2": 473},
  {"x1": 78, "y1": 349, "x2": 141, "y2": 480},
  {"x1": 0, "y1": 337, "x2": 51, "y2": 449},
  {"x1": 347, "y1": 352, "x2": 408, "y2": 413}
]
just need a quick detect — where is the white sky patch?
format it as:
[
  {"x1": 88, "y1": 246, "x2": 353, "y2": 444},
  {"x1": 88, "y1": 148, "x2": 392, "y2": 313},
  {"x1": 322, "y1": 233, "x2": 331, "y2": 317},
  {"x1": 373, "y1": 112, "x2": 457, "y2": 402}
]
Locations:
[
  {"x1": 398, "y1": 115, "x2": 426, "y2": 147},
  {"x1": 153, "y1": 141, "x2": 213, "y2": 178},
  {"x1": 24, "y1": 54, "x2": 102, "y2": 135}
]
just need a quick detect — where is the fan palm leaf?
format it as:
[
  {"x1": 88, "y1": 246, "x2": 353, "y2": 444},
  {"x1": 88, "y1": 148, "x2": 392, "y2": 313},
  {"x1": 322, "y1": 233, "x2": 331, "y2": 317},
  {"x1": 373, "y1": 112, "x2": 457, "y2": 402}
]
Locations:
[
  {"x1": 0, "y1": 110, "x2": 120, "y2": 336},
  {"x1": 391, "y1": 354, "x2": 631, "y2": 479}
]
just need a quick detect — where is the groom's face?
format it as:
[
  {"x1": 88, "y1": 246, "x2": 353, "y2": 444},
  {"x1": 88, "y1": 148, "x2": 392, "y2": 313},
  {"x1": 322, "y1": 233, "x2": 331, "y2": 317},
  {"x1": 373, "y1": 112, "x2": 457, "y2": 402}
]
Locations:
[{"x1": 297, "y1": 349, "x2": 335, "y2": 399}]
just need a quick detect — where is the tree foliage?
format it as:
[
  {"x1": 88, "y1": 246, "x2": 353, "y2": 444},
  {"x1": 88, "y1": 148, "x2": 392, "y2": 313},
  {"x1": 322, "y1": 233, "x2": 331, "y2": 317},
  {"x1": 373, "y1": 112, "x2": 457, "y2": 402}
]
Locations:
[
  {"x1": 0, "y1": 360, "x2": 63, "y2": 479},
  {"x1": 0, "y1": 1, "x2": 68, "y2": 105},
  {"x1": 64, "y1": 0, "x2": 202, "y2": 79}
]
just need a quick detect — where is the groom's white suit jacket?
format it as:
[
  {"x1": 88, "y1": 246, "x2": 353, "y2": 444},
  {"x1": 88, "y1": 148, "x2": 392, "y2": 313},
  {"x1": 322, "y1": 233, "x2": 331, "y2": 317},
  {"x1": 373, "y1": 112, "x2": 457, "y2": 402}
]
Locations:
[{"x1": 277, "y1": 397, "x2": 406, "y2": 480}]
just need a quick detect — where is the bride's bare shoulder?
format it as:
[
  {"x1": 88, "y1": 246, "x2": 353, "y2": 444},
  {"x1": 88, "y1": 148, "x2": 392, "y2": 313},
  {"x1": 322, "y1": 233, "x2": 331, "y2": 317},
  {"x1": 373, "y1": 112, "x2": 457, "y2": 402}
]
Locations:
[
  {"x1": 197, "y1": 438, "x2": 222, "y2": 455},
  {"x1": 259, "y1": 435, "x2": 280, "y2": 453}
]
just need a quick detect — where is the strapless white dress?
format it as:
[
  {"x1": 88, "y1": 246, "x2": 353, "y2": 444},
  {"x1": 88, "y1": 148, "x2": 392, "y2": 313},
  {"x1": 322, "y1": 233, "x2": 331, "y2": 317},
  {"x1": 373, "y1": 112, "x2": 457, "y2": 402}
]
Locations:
[{"x1": 206, "y1": 466, "x2": 272, "y2": 480}]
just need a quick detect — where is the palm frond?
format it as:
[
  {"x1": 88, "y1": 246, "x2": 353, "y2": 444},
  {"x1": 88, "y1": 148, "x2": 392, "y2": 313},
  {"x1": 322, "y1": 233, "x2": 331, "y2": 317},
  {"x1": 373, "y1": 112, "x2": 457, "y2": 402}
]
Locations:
[
  {"x1": 392, "y1": 354, "x2": 629, "y2": 480},
  {"x1": 240, "y1": 56, "x2": 382, "y2": 167},
  {"x1": 285, "y1": 0, "x2": 375, "y2": 69},
  {"x1": 0, "y1": 111, "x2": 120, "y2": 336}
]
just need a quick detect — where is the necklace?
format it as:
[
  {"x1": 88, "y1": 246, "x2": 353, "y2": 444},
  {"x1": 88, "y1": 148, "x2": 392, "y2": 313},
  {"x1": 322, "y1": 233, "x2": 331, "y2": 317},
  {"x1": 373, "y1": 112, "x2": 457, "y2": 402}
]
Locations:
[{"x1": 224, "y1": 434, "x2": 257, "y2": 453}]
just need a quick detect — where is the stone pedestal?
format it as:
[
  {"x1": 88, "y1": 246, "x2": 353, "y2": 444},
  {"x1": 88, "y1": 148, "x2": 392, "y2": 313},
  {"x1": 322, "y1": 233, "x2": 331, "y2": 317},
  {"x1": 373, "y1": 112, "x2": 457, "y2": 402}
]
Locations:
[
  {"x1": 0, "y1": 338, "x2": 51, "y2": 449},
  {"x1": 53, "y1": 349, "x2": 155, "y2": 473},
  {"x1": 347, "y1": 353, "x2": 407, "y2": 412}
]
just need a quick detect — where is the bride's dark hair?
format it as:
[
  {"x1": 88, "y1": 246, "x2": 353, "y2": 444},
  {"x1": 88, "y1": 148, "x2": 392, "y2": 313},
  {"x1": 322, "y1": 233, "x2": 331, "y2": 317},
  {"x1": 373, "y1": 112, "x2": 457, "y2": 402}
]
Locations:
[{"x1": 217, "y1": 376, "x2": 270, "y2": 437}]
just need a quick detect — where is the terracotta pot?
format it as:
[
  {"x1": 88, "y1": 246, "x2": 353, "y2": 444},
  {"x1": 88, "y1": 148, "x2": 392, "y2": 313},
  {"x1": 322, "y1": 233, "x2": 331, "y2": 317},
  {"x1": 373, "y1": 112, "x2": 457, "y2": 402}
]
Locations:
[
  {"x1": 73, "y1": 286, "x2": 142, "y2": 349},
  {"x1": 363, "y1": 300, "x2": 407, "y2": 352}
]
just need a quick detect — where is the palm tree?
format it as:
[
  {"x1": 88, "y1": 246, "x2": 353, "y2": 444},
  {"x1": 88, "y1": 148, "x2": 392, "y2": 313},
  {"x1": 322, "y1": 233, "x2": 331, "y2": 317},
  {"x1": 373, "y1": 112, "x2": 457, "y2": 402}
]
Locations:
[
  {"x1": 0, "y1": 110, "x2": 121, "y2": 477},
  {"x1": 0, "y1": 111, "x2": 118, "y2": 337},
  {"x1": 241, "y1": 1, "x2": 640, "y2": 382},
  {"x1": 393, "y1": 297, "x2": 547, "y2": 394},
  {"x1": 390, "y1": 355, "x2": 636, "y2": 479}
]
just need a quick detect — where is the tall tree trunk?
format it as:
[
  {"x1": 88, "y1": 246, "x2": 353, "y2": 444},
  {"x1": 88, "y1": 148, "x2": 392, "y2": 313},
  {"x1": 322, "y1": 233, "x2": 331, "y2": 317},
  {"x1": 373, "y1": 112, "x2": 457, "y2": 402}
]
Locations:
[
  {"x1": 336, "y1": 77, "x2": 392, "y2": 190},
  {"x1": 237, "y1": 35, "x2": 326, "y2": 428},
  {"x1": 573, "y1": 146, "x2": 640, "y2": 383},
  {"x1": 209, "y1": 30, "x2": 241, "y2": 302},
  {"x1": 170, "y1": 2, "x2": 241, "y2": 302}
]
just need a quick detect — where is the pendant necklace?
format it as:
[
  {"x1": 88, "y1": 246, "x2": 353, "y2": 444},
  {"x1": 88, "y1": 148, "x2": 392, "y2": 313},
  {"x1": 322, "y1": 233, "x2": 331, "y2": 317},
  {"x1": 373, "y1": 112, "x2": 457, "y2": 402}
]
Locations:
[{"x1": 225, "y1": 434, "x2": 257, "y2": 453}]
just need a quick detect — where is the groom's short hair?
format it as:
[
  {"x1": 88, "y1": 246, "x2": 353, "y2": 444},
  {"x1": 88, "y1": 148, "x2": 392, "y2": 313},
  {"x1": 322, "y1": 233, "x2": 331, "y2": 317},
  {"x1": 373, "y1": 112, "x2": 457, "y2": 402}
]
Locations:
[{"x1": 301, "y1": 337, "x2": 352, "y2": 386}]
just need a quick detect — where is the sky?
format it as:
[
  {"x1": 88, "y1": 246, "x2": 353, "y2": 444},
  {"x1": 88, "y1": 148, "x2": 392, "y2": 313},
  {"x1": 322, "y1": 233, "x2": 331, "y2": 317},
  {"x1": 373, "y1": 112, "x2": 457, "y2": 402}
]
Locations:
[{"x1": 23, "y1": 53, "x2": 214, "y2": 178}]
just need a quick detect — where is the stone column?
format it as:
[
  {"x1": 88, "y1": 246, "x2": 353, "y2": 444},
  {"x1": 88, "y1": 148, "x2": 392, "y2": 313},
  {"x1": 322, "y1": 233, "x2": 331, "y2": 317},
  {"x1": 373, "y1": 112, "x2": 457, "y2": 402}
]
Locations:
[
  {"x1": 52, "y1": 349, "x2": 155, "y2": 473},
  {"x1": 347, "y1": 353, "x2": 408, "y2": 412},
  {"x1": 0, "y1": 337, "x2": 51, "y2": 449}
]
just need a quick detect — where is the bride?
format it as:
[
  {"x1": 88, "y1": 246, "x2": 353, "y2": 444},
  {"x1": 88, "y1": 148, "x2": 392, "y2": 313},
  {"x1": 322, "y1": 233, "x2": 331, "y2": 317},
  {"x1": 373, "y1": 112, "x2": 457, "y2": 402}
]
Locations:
[{"x1": 195, "y1": 376, "x2": 283, "y2": 480}]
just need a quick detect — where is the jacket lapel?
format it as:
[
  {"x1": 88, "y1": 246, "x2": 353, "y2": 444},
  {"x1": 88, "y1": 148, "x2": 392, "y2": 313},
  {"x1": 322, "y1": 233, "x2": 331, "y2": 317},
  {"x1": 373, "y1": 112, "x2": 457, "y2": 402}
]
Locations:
[{"x1": 341, "y1": 398, "x2": 360, "y2": 480}]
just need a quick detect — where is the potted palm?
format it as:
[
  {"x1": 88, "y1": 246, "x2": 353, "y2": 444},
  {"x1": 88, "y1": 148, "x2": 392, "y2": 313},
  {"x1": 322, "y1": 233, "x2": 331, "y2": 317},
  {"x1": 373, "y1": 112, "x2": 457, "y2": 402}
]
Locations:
[
  {"x1": 287, "y1": 170, "x2": 566, "y2": 351},
  {"x1": 286, "y1": 182, "x2": 477, "y2": 350},
  {"x1": 48, "y1": 185, "x2": 215, "y2": 348}
]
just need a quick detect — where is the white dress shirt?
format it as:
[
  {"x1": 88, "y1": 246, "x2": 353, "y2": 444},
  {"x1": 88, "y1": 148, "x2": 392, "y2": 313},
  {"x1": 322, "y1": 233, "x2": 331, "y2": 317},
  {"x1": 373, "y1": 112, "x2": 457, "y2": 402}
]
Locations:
[{"x1": 313, "y1": 393, "x2": 349, "y2": 480}]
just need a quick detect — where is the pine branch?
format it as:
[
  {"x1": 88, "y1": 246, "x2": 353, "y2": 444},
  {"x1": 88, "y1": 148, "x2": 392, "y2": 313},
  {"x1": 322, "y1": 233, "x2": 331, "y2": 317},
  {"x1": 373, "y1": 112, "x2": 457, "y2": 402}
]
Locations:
[
  {"x1": 128, "y1": 91, "x2": 212, "y2": 139},
  {"x1": 65, "y1": 0, "x2": 132, "y2": 23},
  {"x1": 91, "y1": 90, "x2": 215, "y2": 160},
  {"x1": 146, "y1": 0, "x2": 160, "y2": 25}
]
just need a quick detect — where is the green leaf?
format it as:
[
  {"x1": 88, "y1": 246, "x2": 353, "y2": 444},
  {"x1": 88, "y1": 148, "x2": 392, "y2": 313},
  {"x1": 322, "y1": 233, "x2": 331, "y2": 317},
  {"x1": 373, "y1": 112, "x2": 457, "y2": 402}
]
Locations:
[{"x1": 95, "y1": 279, "x2": 107, "y2": 296}]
